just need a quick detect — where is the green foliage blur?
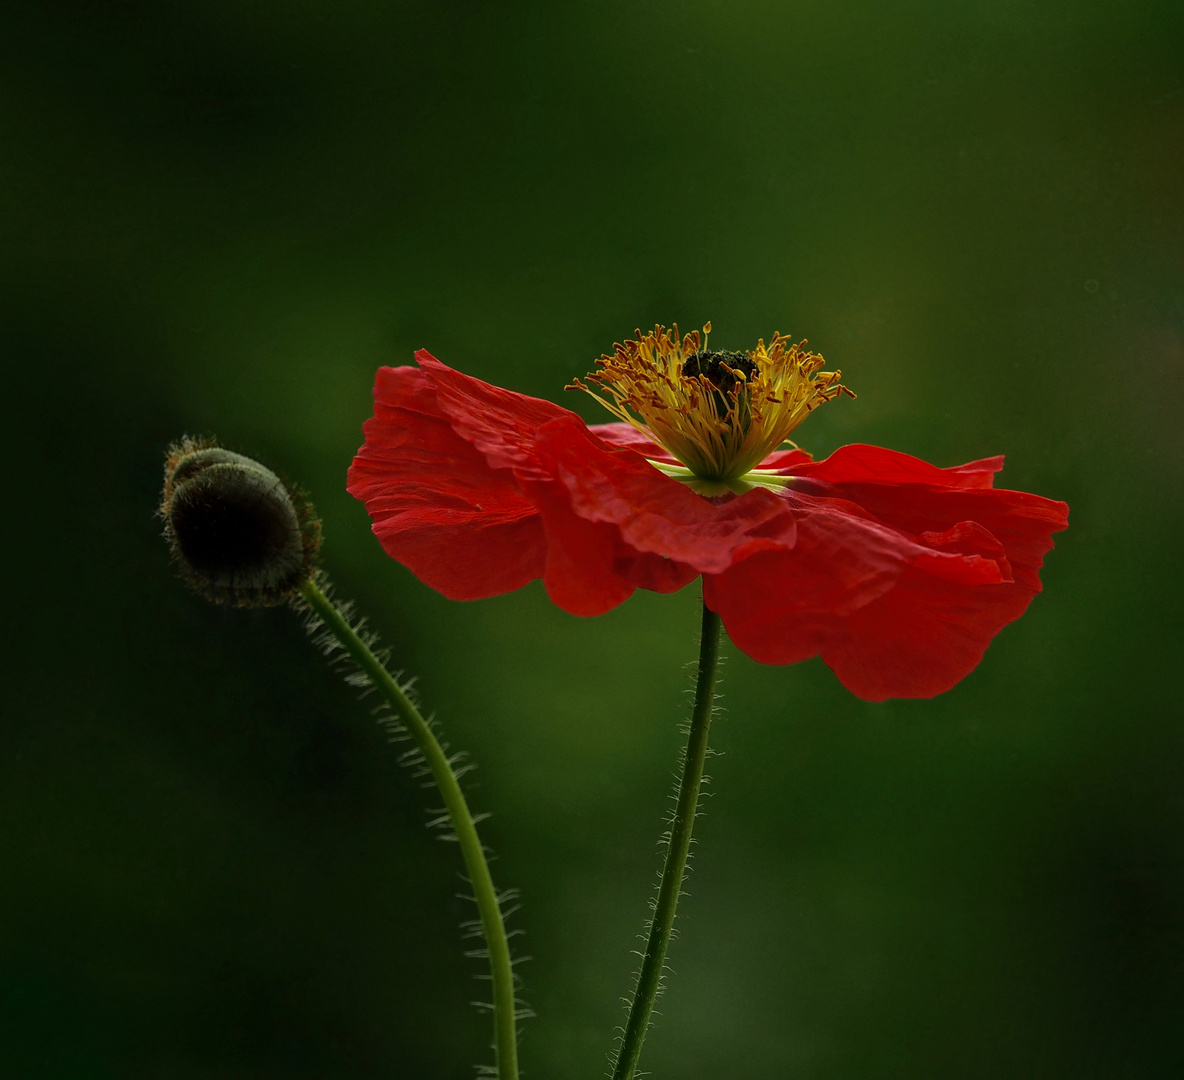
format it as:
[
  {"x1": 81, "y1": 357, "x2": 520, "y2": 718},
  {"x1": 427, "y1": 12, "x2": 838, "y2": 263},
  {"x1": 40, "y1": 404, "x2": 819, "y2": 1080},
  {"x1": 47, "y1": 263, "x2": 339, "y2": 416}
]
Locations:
[{"x1": 3, "y1": 2, "x2": 1182, "y2": 1076}]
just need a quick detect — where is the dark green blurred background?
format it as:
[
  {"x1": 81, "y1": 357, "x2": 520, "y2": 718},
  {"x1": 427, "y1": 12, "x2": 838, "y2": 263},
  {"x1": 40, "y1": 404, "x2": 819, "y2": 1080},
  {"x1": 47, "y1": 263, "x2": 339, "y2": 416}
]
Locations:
[{"x1": 3, "y1": 1, "x2": 1182, "y2": 1077}]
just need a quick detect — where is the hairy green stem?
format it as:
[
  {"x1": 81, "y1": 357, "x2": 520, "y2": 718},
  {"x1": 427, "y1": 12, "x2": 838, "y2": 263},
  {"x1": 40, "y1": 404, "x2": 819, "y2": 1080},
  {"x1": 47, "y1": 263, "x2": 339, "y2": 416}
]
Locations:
[
  {"x1": 298, "y1": 578, "x2": 519, "y2": 1080},
  {"x1": 612, "y1": 598, "x2": 723, "y2": 1080}
]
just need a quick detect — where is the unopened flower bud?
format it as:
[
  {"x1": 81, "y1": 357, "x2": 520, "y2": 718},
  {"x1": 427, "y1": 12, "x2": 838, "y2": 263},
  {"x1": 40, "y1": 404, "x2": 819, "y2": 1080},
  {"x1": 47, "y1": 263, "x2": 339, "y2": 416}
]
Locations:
[{"x1": 160, "y1": 438, "x2": 321, "y2": 606}]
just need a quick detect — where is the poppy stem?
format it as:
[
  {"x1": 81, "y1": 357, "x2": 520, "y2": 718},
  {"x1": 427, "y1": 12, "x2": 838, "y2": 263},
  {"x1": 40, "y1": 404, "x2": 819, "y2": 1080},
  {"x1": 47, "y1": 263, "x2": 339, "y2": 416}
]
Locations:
[
  {"x1": 611, "y1": 597, "x2": 723, "y2": 1080},
  {"x1": 296, "y1": 578, "x2": 520, "y2": 1080}
]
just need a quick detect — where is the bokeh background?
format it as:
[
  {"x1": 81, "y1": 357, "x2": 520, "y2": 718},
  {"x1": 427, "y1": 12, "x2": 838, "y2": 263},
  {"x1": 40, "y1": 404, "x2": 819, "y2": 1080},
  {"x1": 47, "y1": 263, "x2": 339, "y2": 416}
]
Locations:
[{"x1": 3, "y1": 2, "x2": 1183, "y2": 1077}]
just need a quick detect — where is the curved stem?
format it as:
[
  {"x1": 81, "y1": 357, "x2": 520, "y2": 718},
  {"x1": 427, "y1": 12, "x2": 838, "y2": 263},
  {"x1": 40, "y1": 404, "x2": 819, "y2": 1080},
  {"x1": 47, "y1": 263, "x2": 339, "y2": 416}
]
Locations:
[
  {"x1": 612, "y1": 598, "x2": 723, "y2": 1080},
  {"x1": 298, "y1": 578, "x2": 519, "y2": 1080}
]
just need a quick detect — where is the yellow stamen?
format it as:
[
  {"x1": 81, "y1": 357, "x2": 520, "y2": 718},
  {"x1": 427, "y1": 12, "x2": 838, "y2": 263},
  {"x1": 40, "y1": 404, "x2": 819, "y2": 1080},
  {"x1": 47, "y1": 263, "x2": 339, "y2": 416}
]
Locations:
[{"x1": 569, "y1": 322, "x2": 855, "y2": 483}]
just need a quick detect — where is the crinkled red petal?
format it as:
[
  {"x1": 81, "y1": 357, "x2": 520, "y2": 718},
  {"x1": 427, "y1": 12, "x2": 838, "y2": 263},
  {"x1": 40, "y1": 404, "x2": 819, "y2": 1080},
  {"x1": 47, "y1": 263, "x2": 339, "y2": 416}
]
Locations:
[
  {"x1": 587, "y1": 421, "x2": 681, "y2": 464},
  {"x1": 785, "y1": 442, "x2": 1004, "y2": 488},
  {"x1": 535, "y1": 415, "x2": 797, "y2": 573},
  {"x1": 705, "y1": 496, "x2": 947, "y2": 661},
  {"x1": 614, "y1": 548, "x2": 700, "y2": 594},
  {"x1": 787, "y1": 445, "x2": 1066, "y2": 575},
  {"x1": 348, "y1": 357, "x2": 722, "y2": 614},
  {"x1": 755, "y1": 447, "x2": 815, "y2": 471},
  {"x1": 707, "y1": 446, "x2": 1069, "y2": 699},
  {"x1": 346, "y1": 365, "x2": 546, "y2": 600},
  {"x1": 416, "y1": 351, "x2": 571, "y2": 478},
  {"x1": 521, "y1": 476, "x2": 638, "y2": 616},
  {"x1": 819, "y1": 566, "x2": 1045, "y2": 700}
]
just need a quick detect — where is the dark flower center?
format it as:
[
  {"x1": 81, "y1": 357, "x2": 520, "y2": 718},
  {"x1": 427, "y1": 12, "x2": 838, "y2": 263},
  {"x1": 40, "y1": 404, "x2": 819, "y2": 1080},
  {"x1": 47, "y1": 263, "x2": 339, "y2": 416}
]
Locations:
[{"x1": 681, "y1": 350, "x2": 759, "y2": 395}]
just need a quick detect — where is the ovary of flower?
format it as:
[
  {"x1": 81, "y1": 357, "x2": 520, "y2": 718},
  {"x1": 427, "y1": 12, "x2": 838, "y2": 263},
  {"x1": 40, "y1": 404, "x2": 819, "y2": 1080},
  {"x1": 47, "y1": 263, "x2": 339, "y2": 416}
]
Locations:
[
  {"x1": 645, "y1": 459, "x2": 801, "y2": 498},
  {"x1": 570, "y1": 322, "x2": 855, "y2": 487}
]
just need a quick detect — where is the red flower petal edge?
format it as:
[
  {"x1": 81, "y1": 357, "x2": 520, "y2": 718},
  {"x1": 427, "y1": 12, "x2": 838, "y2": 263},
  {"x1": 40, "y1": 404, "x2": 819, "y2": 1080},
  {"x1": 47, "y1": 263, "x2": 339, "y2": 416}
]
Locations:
[{"x1": 348, "y1": 352, "x2": 1069, "y2": 700}]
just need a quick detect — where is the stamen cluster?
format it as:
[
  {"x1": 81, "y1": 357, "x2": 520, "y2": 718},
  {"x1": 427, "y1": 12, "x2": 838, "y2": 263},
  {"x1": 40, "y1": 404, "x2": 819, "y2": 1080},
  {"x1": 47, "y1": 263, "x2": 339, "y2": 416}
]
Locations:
[{"x1": 571, "y1": 323, "x2": 853, "y2": 481}]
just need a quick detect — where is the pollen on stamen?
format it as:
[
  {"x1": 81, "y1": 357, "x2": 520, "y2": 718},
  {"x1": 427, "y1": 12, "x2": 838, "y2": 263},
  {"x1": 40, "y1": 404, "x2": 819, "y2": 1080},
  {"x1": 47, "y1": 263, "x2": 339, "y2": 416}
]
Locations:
[{"x1": 569, "y1": 323, "x2": 854, "y2": 484}]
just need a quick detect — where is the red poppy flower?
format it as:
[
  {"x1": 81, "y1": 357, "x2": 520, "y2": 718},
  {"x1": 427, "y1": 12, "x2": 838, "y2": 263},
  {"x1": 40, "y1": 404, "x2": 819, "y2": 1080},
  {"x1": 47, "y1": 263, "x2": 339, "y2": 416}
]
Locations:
[{"x1": 347, "y1": 324, "x2": 1068, "y2": 701}]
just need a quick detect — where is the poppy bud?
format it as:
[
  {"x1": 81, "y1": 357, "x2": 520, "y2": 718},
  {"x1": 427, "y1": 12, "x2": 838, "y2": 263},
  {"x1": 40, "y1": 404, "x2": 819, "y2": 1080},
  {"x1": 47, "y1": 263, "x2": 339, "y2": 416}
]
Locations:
[{"x1": 160, "y1": 438, "x2": 321, "y2": 606}]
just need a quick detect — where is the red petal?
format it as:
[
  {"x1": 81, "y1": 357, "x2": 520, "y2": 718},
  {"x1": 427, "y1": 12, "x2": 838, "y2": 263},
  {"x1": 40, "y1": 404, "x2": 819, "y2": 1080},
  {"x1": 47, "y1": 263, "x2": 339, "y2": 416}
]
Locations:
[
  {"x1": 614, "y1": 548, "x2": 701, "y2": 594},
  {"x1": 416, "y1": 351, "x2": 572, "y2": 477},
  {"x1": 705, "y1": 498, "x2": 933, "y2": 665},
  {"x1": 755, "y1": 447, "x2": 815, "y2": 471},
  {"x1": 522, "y1": 477, "x2": 638, "y2": 616},
  {"x1": 912, "y1": 520, "x2": 1013, "y2": 584},
  {"x1": 707, "y1": 447, "x2": 1068, "y2": 699},
  {"x1": 536, "y1": 416, "x2": 797, "y2": 573},
  {"x1": 788, "y1": 443, "x2": 1005, "y2": 489},
  {"x1": 587, "y1": 422, "x2": 681, "y2": 464},
  {"x1": 818, "y1": 567, "x2": 1047, "y2": 700},
  {"x1": 785, "y1": 442, "x2": 1068, "y2": 593},
  {"x1": 705, "y1": 521, "x2": 1038, "y2": 700},
  {"x1": 348, "y1": 359, "x2": 715, "y2": 613},
  {"x1": 347, "y1": 365, "x2": 546, "y2": 600}
]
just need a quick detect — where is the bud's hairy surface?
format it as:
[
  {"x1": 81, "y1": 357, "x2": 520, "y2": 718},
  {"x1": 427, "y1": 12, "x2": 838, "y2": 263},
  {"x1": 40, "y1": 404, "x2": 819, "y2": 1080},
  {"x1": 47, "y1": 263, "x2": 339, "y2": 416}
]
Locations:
[{"x1": 160, "y1": 437, "x2": 321, "y2": 606}]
